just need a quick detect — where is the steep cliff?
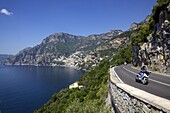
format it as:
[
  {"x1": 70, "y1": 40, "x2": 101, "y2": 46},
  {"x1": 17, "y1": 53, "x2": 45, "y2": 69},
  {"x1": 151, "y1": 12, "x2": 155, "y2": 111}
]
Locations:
[{"x1": 132, "y1": 1, "x2": 170, "y2": 73}]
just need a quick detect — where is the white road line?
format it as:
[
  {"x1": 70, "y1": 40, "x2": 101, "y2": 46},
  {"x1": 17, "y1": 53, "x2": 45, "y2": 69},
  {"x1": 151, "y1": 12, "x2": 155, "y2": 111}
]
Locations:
[
  {"x1": 149, "y1": 79, "x2": 170, "y2": 87},
  {"x1": 123, "y1": 66, "x2": 170, "y2": 87},
  {"x1": 123, "y1": 66, "x2": 137, "y2": 75},
  {"x1": 113, "y1": 67, "x2": 124, "y2": 83}
]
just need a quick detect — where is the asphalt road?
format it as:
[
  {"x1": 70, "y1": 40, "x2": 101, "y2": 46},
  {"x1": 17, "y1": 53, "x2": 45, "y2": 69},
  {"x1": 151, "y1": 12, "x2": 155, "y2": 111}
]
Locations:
[{"x1": 114, "y1": 64, "x2": 170, "y2": 100}]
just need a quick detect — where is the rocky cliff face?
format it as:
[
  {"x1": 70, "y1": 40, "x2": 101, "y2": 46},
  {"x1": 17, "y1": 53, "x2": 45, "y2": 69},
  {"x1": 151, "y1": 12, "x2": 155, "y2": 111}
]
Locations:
[
  {"x1": 4, "y1": 30, "x2": 123, "y2": 67},
  {"x1": 132, "y1": 2, "x2": 170, "y2": 73}
]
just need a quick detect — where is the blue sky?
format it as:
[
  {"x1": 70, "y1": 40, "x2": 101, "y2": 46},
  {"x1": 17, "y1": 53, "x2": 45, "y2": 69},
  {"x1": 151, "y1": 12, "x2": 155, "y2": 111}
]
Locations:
[{"x1": 0, "y1": 0, "x2": 156, "y2": 55}]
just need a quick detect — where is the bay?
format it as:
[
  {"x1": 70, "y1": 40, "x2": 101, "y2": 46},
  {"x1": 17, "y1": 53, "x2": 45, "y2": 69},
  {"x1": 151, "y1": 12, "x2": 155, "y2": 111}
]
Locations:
[{"x1": 0, "y1": 66, "x2": 85, "y2": 113}]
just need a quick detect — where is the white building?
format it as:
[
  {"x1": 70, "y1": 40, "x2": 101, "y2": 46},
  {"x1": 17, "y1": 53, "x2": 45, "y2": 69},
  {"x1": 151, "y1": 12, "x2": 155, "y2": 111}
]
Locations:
[{"x1": 69, "y1": 82, "x2": 83, "y2": 89}]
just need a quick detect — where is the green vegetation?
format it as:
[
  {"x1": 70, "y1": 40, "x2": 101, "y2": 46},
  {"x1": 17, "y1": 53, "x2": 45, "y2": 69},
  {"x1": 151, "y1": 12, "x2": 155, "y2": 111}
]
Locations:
[
  {"x1": 34, "y1": 41, "x2": 133, "y2": 113},
  {"x1": 131, "y1": 0, "x2": 170, "y2": 45},
  {"x1": 110, "y1": 45, "x2": 132, "y2": 65},
  {"x1": 157, "y1": 0, "x2": 169, "y2": 5},
  {"x1": 152, "y1": 0, "x2": 169, "y2": 23},
  {"x1": 97, "y1": 48, "x2": 117, "y2": 58},
  {"x1": 34, "y1": 59, "x2": 111, "y2": 113},
  {"x1": 131, "y1": 21, "x2": 153, "y2": 45},
  {"x1": 43, "y1": 41, "x2": 79, "y2": 57}
]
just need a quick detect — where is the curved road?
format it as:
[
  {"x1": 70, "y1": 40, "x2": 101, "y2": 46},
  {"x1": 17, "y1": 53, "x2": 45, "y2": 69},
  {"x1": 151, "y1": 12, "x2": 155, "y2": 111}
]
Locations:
[{"x1": 114, "y1": 64, "x2": 170, "y2": 100}]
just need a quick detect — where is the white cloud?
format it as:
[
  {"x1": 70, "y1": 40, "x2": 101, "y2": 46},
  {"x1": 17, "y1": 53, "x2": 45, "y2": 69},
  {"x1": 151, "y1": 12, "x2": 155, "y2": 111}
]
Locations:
[{"x1": 0, "y1": 8, "x2": 13, "y2": 16}]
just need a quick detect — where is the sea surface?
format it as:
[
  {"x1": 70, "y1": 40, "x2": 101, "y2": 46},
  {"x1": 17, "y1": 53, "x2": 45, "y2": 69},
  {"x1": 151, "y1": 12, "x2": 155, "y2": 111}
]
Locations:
[{"x1": 0, "y1": 65, "x2": 85, "y2": 113}]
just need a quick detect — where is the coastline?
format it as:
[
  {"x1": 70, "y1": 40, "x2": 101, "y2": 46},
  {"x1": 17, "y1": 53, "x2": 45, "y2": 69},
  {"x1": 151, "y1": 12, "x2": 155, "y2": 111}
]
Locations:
[{"x1": 4, "y1": 64, "x2": 87, "y2": 72}]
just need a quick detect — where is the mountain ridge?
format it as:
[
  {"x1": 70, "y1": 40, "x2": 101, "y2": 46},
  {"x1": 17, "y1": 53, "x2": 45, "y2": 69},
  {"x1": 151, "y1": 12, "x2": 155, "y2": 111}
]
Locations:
[{"x1": 4, "y1": 30, "x2": 123, "y2": 69}]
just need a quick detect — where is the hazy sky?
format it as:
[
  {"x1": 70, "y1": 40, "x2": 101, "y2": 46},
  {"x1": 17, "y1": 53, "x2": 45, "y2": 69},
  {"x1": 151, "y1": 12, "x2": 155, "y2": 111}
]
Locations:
[{"x1": 0, "y1": 0, "x2": 156, "y2": 55}]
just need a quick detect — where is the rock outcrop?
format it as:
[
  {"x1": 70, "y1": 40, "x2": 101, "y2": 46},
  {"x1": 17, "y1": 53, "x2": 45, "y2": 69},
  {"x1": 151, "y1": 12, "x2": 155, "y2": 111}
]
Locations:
[{"x1": 132, "y1": 2, "x2": 170, "y2": 73}]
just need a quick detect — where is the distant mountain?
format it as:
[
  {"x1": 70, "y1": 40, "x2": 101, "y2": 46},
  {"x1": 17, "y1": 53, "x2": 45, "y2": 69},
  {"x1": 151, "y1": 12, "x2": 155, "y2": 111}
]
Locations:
[
  {"x1": 0, "y1": 54, "x2": 13, "y2": 65},
  {"x1": 4, "y1": 30, "x2": 122, "y2": 67}
]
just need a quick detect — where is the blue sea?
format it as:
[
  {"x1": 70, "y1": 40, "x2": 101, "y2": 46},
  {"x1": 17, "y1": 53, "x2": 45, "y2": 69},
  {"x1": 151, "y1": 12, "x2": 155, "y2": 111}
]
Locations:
[{"x1": 0, "y1": 66, "x2": 85, "y2": 113}]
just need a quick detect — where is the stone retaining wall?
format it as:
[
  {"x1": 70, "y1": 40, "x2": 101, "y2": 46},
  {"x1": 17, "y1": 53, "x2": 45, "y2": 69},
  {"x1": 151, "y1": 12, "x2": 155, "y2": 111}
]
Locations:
[{"x1": 109, "y1": 67, "x2": 170, "y2": 113}]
